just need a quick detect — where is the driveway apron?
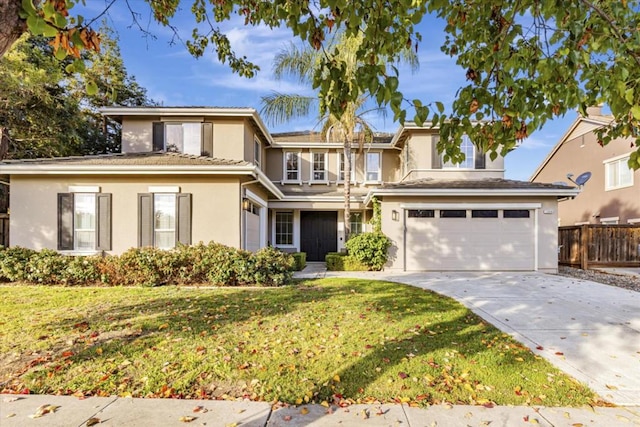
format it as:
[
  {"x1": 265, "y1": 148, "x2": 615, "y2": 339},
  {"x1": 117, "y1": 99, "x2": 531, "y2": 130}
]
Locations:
[{"x1": 314, "y1": 271, "x2": 640, "y2": 406}]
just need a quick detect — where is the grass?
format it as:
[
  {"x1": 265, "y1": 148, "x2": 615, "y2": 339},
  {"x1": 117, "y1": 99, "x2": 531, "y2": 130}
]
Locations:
[{"x1": 0, "y1": 278, "x2": 598, "y2": 407}]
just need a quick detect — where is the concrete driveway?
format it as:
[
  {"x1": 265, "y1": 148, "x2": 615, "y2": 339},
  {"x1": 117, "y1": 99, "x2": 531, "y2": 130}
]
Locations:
[{"x1": 308, "y1": 269, "x2": 640, "y2": 406}]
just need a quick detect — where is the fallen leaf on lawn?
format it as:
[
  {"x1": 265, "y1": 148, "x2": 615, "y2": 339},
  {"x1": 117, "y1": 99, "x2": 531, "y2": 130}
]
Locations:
[
  {"x1": 179, "y1": 416, "x2": 196, "y2": 422},
  {"x1": 529, "y1": 418, "x2": 539, "y2": 424},
  {"x1": 6, "y1": 413, "x2": 16, "y2": 418},
  {"x1": 361, "y1": 409, "x2": 370, "y2": 419},
  {"x1": 571, "y1": 424, "x2": 584, "y2": 427},
  {"x1": 283, "y1": 415, "x2": 292, "y2": 421},
  {"x1": 333, "y1": 374, "x2": 340, "y2": 382},
  {"x1": 564, "y1": 412, "x2": 571, "y2": 418},
  {"x1": 61, "y1": 351, "x2": 75, "y2": 358},
  {"x1": 192, "y1": 406, "x2": 208, "y2": 413},
  {"x1": 320, "y1": 401, "x2": 329, "y2": 407},
  {"x1": 159, "y1": 323, "x2": 169, "y2": 330},
  {"x1": 555, "y1": 352, "x2": 564, "y2": 356},
  {"x1": 398, "y1": 372, "x2": 408, "y2": 379},
  {"x1": 225, "y1": 423, "x2": 238, "y2": 427},
  {"x1": 515, "y1": 357, "x2": 524, "y2": 362},
  {"x1": 29, "y1": 404, "x2": 60, "y2": 418},
  {"x1": 86, "y1": 418, "x2": 101, "y2": 426},
  {"x1": 300, "y1": 407, "x2": 309, "y2": 415},
  {"x1": 606, "y1": 384, "x2": 618, "y2": 390}
]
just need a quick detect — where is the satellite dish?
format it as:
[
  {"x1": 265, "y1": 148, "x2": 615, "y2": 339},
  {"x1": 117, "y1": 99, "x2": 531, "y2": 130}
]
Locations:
[
  {"x1": 575, "y1": 171, "x2": 592, "y2": 186},
  {"x1": 566, "y1": 171, "x2": 591, "y2": 187}
]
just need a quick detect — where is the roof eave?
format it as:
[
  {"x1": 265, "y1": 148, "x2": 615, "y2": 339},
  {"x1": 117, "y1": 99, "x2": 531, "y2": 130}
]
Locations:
[{"x1": 364, "y1": 187, "x2": 580, "y2": 205}]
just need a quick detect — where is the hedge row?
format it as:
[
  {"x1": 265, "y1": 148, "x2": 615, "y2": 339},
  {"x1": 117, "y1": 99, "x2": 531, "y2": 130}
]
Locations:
[
  {"x1": 325, "y1": 252, "x2": 370, "y2": 271},
  {"x1": 0, "y1": 243, "x2": 294, "y2": 287}
]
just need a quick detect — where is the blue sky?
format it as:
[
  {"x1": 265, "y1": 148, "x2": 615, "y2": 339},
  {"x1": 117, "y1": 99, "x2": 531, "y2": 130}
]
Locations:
[{"x1": 80, "y1": 1, "x2": 581, "y2": 181}]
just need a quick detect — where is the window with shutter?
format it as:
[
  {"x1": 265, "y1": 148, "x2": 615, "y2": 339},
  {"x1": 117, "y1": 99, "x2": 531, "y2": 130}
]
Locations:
[
  {"x1": 139, "y1": 192, "x2": 192, "y2": 248},
  {"x1": 58, "y1": 192, "x2": 111, "y2": 251}
]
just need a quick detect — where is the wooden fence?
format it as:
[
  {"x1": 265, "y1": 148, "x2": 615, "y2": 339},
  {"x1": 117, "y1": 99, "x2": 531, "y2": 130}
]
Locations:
[
  {"x1": 558, "y1": 224, "x2": 640, "y2": 269},
  {"x1": 0, "y1": 213, "x2": 8, "y2": 248}
]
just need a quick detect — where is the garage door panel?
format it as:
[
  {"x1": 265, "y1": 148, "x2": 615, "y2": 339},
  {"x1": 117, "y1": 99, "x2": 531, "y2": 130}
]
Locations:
[{"x1": 406, "y1": 210, "x2": 535, "y2": 271}]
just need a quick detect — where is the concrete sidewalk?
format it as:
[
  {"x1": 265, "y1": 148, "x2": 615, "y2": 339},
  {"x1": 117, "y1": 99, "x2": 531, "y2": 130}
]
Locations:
[
  {"x1": 2, "y1": 394, "x2": 639, "y2": 426},
  {"x1": 296, "y1": 268, "x2": 640, "y2": 406}
]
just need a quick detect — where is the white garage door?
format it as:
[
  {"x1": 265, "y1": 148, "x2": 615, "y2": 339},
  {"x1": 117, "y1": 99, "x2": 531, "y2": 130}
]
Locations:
[
  {"x1": 406, "y1": 208, "x2": 535, "y2": 271},
  {"x1": 244, "y1": 204, "x2": 261, "y2": 253}
]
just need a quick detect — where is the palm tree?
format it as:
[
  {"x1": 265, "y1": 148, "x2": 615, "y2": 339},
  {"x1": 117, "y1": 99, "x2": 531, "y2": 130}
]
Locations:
[{"x1": 261, "y1": 33, "x2": 417, "y2": 241}]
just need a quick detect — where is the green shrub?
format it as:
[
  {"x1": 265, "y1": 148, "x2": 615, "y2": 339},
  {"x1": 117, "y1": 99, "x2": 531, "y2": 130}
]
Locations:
[
  {"x1": 252, "y1": 246, "x2": 294, "y2": 286},
  {"x1": 345, "y1": 232, "x2": 391, "y2": 271},
  {"x1": 0, "y1": 241, "x2": 295, "y2": 287},
  {"x1": 325, "y1": 252, "x2": 369, "y2": 271},
  {"x1": 291, "y1": 252, "x2": 306, "y2": 271},
  {"x1": 0, "y1": 246, "x2": 38, "y2": 282}
]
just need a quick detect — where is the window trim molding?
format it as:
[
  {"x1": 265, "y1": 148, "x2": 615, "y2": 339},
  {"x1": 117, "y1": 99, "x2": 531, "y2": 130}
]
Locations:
[
  {"x1": 337, "y1": 151, "x2": 356, "y2": 183},
  {"x1": 310, "y1": 150, "x2": 329, "y2": 184},
  {"x1": 364, "y1": 151, "x2": 382, "y2": 183},
  {"x1": 254, "y1": 137, "x2": 261, "y2": 168},
  {"x1": 69, "y1": 185, "x2": 100, "y2": 193},
  {"x1": 604, "y1": 154, "x2": 634, "y2": 191},
  {"x1": 273, "y1": 210, "x2": 295, "y2": 247},
  {"x1": 600, "y1": 216, "x2": 619, "y2": 224},
  {"x1": 282, "y1": 151, "x2": 302, "y2": 184}
]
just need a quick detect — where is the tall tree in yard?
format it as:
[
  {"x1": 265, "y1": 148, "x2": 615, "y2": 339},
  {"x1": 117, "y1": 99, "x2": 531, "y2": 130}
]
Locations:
[
  {"x1": 2, "y1": 1, "x2": 640, "y2": 167},
  {"x1": 261, "y1": 34, "x2": 417, "y2": 241}
]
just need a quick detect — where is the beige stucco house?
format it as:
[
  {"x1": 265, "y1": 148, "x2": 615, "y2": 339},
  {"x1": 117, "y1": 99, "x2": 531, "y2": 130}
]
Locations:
[
  {"x1": 0, "y1": 107, "x2": 578, "y2": 272},
  {"x1": 531, "y1": 106, "x2": 640, "y2": 226}
]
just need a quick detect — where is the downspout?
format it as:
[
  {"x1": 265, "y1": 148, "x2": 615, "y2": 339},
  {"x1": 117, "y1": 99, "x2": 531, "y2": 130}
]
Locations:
[
  {"x1": 239, "y1": 180, "x2": 260, "y2": 250},
  {"x1": 402, "y1": 208, "x2": 407, "y2": 272}
]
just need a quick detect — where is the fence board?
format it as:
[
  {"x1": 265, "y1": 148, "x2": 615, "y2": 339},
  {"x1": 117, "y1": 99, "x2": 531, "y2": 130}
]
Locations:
[{"x1": 559, "y1": 224, "x2": 640, "y2": 269}]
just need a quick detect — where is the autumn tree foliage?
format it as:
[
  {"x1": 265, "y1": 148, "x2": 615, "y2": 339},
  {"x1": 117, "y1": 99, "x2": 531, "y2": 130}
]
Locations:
[{"x1": 1, "y1": 0, "x2": 640, "y2": 167}]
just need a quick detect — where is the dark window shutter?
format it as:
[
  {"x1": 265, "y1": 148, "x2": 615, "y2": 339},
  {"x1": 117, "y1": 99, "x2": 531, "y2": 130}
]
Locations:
[
  {"x1": 96, "y1": 193, "x2": 112, "y2": 251},
  {"x1": 176, "y1": 193, "x2": 192, "y2": 245},
  {"x1": 202, "y1": 122, "x2": 213, "y2": 156},
  {"x1": 152, "y1": 122, "x2": 164, "y2": 151},
  {"x1": 138, "y1": 193, "x2": 153, "y2": 247},
  {"x1": 432, "y1": 137, "x2": 442, "y2": 169},
  {"x1": 475, "y1": 150, "x2": 486, "y2": 169},
  {"x1": 57, "y1": 193, "x2": 74, "y2": 250}
]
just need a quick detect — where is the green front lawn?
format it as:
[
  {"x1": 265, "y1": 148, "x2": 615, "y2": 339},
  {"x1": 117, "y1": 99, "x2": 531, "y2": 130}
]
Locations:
[{"x1": 0, "y1": 279, "x2": 598, "y2": 406}]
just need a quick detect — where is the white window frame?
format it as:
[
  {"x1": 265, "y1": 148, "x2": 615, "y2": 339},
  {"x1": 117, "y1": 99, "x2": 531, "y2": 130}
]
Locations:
[
  {"x1": 254, "y1": 137, "x2": 261, "y2": 167},
  {"x1": 283, "y1": 151, "x2": 301, "y2": 183},
  {"x1": 604, "y1": 154, "x2": 634, "y2": 191},
  {"x1": 337, "y1": 151, "x2": 356, "y2": 183},
  {"x1": 443, "y1": 135, "x2": 475, "y2": 169},
  {"x1": 164, "y1": 122, "x2": 202, "y2": 156},
  {"x1": 274, "y1": 211, "x2": 294, "y2": 246},
  {"x1": 365, "y1": 151, "x2": 382, "y2": 183},
  {"x1": 350, "y1": 211, "x2": 365, "y2": 235},
  {"x1": 574, "y1": 221, "x2": 590, "y2": 225},
  {"x1": 310, "y1": 151, "x2": 329, "y2": 183},
  {"x1": 628, "y1": 218, "x2": 640, "y2": 224},
  {"x1": 153, "y1": 193, "x2": 177, "y2": 250},
  {"x1": 73, "y1": 193, "x2": 97, "y2": 252}
]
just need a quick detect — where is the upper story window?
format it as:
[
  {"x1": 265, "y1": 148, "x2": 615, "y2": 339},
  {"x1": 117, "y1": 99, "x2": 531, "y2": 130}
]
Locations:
[
  {"x1": 338, "y1": 152, "x2": 356, "y2": 182},
  {"x1": 443, "y1": 136, "x2": 475, "y2": 169},
  {"x1": 365, "y1": 152, "x2": 381, "y2": 182},
  {"x1": 283, "y1": 151, "x2": 301, "y2": 183},
  {"x1": 153, "y1": 121, "x2": 212, "y2": 156},
  {"x1": 604, "y1": 155, "x2": 633, "y2": 190},
  {"x1": 311, "y1": 152, "x2": 328, "y2": 182},
  {"x1": 254, "y1": 138, "x2": 261, "y2": 167}
]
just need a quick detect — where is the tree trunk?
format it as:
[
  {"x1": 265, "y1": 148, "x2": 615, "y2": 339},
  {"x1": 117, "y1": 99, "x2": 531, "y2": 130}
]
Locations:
[
  {"x1": 0, "y1": 0, "x2": 31, "y2": 58},
  {"x1": 343, "y1": 139, "x2": 352, "y2": 244}
]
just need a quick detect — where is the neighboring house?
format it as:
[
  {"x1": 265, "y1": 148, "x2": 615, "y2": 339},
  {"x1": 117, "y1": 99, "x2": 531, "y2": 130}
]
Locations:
[
  {"x1": 531, "y1": 106, "x2": 640, "y2": 226},
  {"x1": 0, "y1": 107, "x2": 578, "y2": 272}
]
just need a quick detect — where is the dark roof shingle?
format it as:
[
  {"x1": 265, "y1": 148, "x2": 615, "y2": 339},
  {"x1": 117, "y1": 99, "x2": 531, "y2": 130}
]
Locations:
[{"x1": 0, "y1": 152, "x2": 251, "y2": 167}]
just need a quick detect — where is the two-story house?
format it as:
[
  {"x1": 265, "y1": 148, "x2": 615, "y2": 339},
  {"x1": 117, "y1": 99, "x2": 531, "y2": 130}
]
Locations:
[
  {"x1": 531, "y1": 106, "x2": 640, "y2": 225},
  {"x1": 0, "y1": 107, "x2": 577, "y2": 272}
]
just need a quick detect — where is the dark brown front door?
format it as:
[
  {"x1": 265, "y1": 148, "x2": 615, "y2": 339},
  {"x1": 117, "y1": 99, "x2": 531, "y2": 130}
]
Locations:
[{"x1": 300, "y1": 211, "x2": 337, "y2": 262}]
